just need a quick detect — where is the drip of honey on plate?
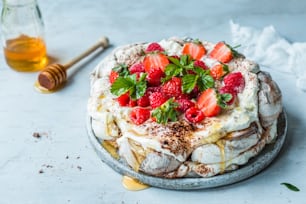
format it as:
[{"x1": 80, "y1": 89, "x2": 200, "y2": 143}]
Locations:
[
  {"x1": 34, "y1": 81, "x2": 65, "y2": 94},
  {"x1": 122, "y1": 176, "x2": 150, "y2": 191},
  {"x1": 4, "y1": 35, "x2": 47, "y2": 72}
]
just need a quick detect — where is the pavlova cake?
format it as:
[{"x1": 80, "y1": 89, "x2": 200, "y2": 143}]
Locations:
[{"x1": 87, "y1": 37, "x2": 282, "y2": 178}]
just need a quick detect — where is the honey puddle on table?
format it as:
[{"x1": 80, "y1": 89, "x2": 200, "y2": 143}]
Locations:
[
  {"x1": 122, "y1": 176, "x2": 150, "y2": 191},
  {"x1": 34, "y1": 81, "x2": 65, "y2": 94}
]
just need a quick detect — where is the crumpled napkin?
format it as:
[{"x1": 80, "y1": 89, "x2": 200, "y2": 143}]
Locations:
[{"x1": 230, "y1": 21, "x2": 306, "y2": 91}]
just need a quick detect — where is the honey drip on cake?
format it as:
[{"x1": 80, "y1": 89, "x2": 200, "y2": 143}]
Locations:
[
  {"x1": 102, "y1": 140, "x2": 119, "y2": 159},
  {"x1": 216, "y1": 140, "x2": 226, "y2": 173},
  {"x1": 122, "y1": 176, "x2": 150, "y2": 191}
]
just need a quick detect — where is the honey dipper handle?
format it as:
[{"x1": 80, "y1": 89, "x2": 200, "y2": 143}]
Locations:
[{"x1": 63, "y1": 36, "x2": 109, "y2": 69}]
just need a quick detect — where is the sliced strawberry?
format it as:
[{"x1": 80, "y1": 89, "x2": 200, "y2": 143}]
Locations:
[
  {"x1": 196, "y1": 88, "x2": 221, "y2": 117},
  {"x1": 182, "y1": 42, "x2": 206, "y2": 60},
  {"x1": 210, "y1": 64, "x2": 228, "y2": 80},
  {"x1": 143, "y1": 53, "x2": 169, "y2": 72},
  {"x1": 117, "y1": 93, "x2": 130, "y2": 106},
  {"x1": 209, "y1": 42, "x2": 233, "y2": 63},
  {"x1": 109, "y1": 71, "x2": 119, "y2": 84}
]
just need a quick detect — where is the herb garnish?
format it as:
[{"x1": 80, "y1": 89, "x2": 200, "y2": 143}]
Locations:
[
  {"x1": 281, "y1": 183, "x2": 300, "y2": 192},
  {"x1": 151, "y1": 98, "x2": 178, "y2": 124}
]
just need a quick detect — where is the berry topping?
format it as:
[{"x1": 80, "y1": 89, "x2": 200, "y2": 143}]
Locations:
[
  {"x1": 109, "y1": 71, "x2": 119, "y2": 84},
  {"x1": 128, "y1": 99, "x2": 137, "y2": 107},
  {"x1": 117, "y1": 93, "x2": 130, "y2": 106},
  {"x1": 161, "y1": 77, "x2": 182, "y2": 98},
  {"x1": 146, "y1": 67, "x2": 164, "y2": 86},
  {"x1": 151, "y1": 98, "x2": 178, "y2": 124},
  {"x1": 149, "y1": 92, "x2": 169, "y2": 108},
  {"x1": 194, "y1": 60, "x2": 208, "y2": 70},
  {"x1": 209, "y1": 41, "x2": 236, "y2": 63},
  {"x1": 144, "y1": 53, "x2": 169, "y2": 72},
  {"x1": 129, "y1": 63, "x2": 145, "y2": 74},
  {"x1": 137, "y1": 93, "x2": 150, "y2": 107},
  {"x1": 182, "y1": 41, "x2": 206, "y2": 60},
  {"x1": 223, "y1": 72, "x2": 245, "y2": 93},
  {"x1": 146, "y1": 42, "x2": 164, "y2": 52},
  {"x1": 210, "y1": 63, "x2": 229, "y2": 80},
  {"x1": 185, "y1": 107, "x2": 205, "y2": 123},
  {"x1": 176, "y1": 98, "x2": 195, "y2": 112},
  {"x1": 219, "y1": 86, "x2": 236, "y2": 105},
  {"x1": 196, "y1": 88, "x2": 221, "y2": 117},
  {"x1": 130, "y1": 108, "x2": 151, "y2": 125}
]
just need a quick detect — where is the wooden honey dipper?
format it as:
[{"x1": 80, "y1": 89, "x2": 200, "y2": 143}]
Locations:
[{"x1": 38, "y1": 36, "x2": 109, "y2": 90}]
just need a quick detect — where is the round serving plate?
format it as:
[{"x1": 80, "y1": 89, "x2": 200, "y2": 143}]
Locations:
[{"x1": 87, "y1": 110, "x2": 287, "y2": 190}]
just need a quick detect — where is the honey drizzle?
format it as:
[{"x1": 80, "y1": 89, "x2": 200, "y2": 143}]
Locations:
[
  {"x1": 122, "y1": 176, "x2": 150, "y2": 191},
  {"x1": 216, "y1": 140, "x2": 226, "y2": 173}
]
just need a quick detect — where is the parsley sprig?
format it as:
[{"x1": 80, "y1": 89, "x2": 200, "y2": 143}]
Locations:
[
  {"x1": 151, "y1": 98, "x2": 178, "y2": 124},
  {"x1": 110, "y1": 73, "x2": 147, "y2": 100}
]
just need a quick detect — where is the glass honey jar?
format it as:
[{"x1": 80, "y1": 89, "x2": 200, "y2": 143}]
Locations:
[{"x1": 1, "y1": 0, "x2": 47, "y2": 72}]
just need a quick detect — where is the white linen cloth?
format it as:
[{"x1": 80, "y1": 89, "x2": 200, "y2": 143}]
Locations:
[{"x1": 230, "y1": 21, "x2": 306, "y2": 91}]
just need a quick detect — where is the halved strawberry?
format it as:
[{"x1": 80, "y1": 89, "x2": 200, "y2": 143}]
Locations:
[
  {"x1": 109, "y1": 71, "x2": 119, "y2": 84},
  {"x1": 182, "y1": 42, "x2": 206, "y2": 60},
  {"x1": 196, "y1": 88, "x2": 221, "y2": 117},
  {"x1": 143, "y1": 53, "x2": 169, "y2": 72},
  {"x1": 209, "y1": 42, "x2": 234, "y2": 63},
  {"x1": 210, "y1": 64, "x2": 229, "y2": 80}
]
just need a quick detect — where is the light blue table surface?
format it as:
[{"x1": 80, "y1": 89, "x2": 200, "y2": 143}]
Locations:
[{"x1": 0, "y1": 0, "x2": 305, "y2": 203}]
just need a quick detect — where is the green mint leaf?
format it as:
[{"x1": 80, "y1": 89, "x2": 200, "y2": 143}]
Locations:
[
  {"x1": 111, "y1": 73, "x2": 147, "y2": 100},
  {"x1": 182, "y1": 74, "x2": 198, "y2": 94},
  {"x1": 217, "y1": 93, "x2": 232, "y2": 109},
  {"x1": 112, "y1": 64, "x2": 130, "y2": 76},
  {"x1": 168, "y1": 56, "x2": 182, "y2": 67},
  {"x1": 162, "y1": 64, "x2": 183, "y2": 83},
  {"x1": 151, "y1": 98, "x2": 178, "y2": 124},
  {"x1": 221, "y1": 93, "x2": 232, "y2": 103},
  {"x1": 110, "y1": 77, "x2": 134, "y2": 96},
  {"x1": 199, "y1": 74, "x2": 214, "y2": 91},
  {"x1": 281, "y1": 183, "x2": 300, "y2": 192},
  {"x1": 180, "y1": 55, "x2": 188, "y2": 66}
]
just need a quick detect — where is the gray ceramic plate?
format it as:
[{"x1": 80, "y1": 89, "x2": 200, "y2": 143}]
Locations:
[{"x1": 87, "y1": 110, "x2": 287, "y2": 190}]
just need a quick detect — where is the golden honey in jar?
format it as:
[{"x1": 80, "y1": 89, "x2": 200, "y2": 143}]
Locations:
[
  {"x1": 4, "y1": 35, "x2": 47, "y2": 72},
  {"x1": 1, "y1": 0, "x2": 47, "y2": 72}
]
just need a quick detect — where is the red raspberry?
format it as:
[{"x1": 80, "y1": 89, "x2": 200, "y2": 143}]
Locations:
[
  {"x1": 176, "y1": 99, "x2": 195, "y2": 112},
  {"x1": 223, "y1": 72, "x2": 245, "y2": 93},
  {"x1": 109, "y1": 71, "x2": 119, "y2": 84},
  {"x1": 146, "y1": 68, "x2": 164, "y2": 86},
  {"x1": 137, "y1": 93, "x2": 150, "y2": 107},
  {"x1": 161, "y1": 77, "x2": 182, "y2": 98},
  {"x1": 149, "y1": 92, "x2": 169, "y2": 108},
  {"x1": 194, "y1": 60, "x2": 208, "y2": 70},
  {"x1": 117, "y1": 93, "x2": 130, "y2": 106},
  {"x1": 185, "y1": 107, "x2": 205, "y2": 123},
  {"x1": 129, "y1": 63, "x2": 145, "y2": 74},
  {"x1": 219, "y1": 86, "x2": 236, "y2": 105},
  {"x1": 130, "y1": 108, "x2": 151, "y2": 125},
  {"x1": 146, "y1": 42, "x2": 164, "y2": 52},
  {"x1": 146, "y1": 86, "x2": 162, "y2": 95},
  {"x1": 190, "y1": 86, "x2": 200, "y2": 99}
]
